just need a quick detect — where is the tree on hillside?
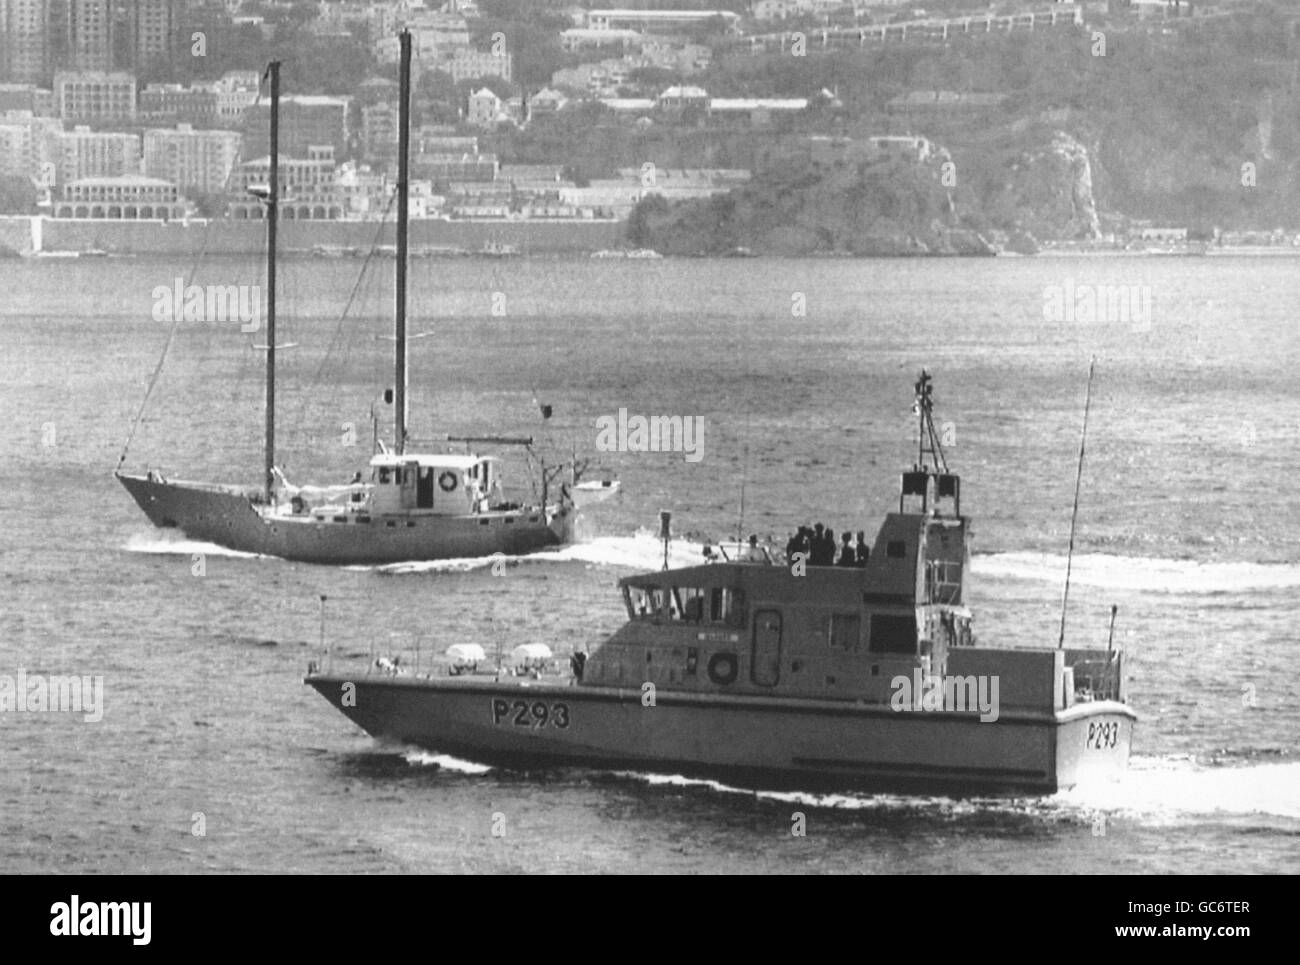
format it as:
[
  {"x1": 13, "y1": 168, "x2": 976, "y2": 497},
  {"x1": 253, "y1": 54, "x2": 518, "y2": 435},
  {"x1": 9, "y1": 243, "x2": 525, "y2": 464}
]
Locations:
[
  {"x1": 627, "y1": 194, "x2": 670, "y2": 246},
  {"x1": 627, "y1": 67, "x2": 680, "y2": 91}
]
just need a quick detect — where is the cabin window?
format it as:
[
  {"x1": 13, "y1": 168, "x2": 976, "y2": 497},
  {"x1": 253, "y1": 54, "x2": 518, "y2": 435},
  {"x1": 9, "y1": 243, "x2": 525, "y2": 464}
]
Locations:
[
  {"x1": 623, "y1": 586, "x2": 643, "y2": 618},
  {"x1": 710, "y1": 588, "x2": 746, "y2": 628},
  {"x1": 627, "y1": 586, "x2": 742, "y2": 626},
  {"x1": 649, "y1": 587, "x2": 669, "y2": 615},
  {"x1": 827, "y1": 613, "x2": 860, "y2": 651},
  {"x1": 674, "y1": 588, "x2": 706, "y2": 624},
  {"x1": 886, "y1": 540, "x2": 906, "y2": 559},
  {"x1": 624, "y1": 585, "x2": 667, "y2": 620},
  {"x1": 868, "y1": 614, "x2": 916, "y2": 654},
  {"x1": 378, "y1": 467, "x2": 392, "y2": 484}
]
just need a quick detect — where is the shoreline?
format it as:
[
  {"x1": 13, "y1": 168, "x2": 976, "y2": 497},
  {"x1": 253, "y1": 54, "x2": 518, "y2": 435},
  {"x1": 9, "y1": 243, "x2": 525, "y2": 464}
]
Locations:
[{"x1": 3, "y1": 216, "x2": 1298, "y2": 259}]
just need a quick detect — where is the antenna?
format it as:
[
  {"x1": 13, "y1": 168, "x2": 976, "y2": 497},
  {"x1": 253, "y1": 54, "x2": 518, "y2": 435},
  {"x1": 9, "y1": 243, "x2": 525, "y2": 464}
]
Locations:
[
  {"x1": 494, "y1": 600, "x2": 503, "y2": 680},
  {"x1": 736, "y1": 389, "x2": 752, "y2": 555},
  {"x1": 913, "y1": 369, "x2": 948, "y2": 473},
  {"x1": 1058, "y1": 356, "x2": 1097, "y2": 649},
  {"x1": 736, "y1": 439, "x2": 748, "y2": 554}
]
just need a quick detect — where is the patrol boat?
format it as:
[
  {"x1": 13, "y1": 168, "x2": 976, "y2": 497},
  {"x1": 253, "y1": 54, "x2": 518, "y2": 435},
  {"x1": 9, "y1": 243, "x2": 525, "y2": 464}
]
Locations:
[
  {"x1": 116, "y1": 32, "x2": 593, "y2": 565},
  {"x1": 305, "y1": 374, "x2": 1136, "y2": 794}
]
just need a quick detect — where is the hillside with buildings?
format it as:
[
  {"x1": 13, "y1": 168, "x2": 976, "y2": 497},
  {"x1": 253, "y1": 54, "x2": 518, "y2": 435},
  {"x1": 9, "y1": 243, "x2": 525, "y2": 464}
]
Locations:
[{"x1": 0, "y1": 1, "x2": 1298, "y2": 255}]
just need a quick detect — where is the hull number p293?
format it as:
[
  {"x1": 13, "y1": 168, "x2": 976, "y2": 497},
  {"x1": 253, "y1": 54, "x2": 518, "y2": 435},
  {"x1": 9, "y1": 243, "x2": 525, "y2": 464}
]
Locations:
[{"x1": 491, "y1": 698, "x2": 571, "y2": 729}]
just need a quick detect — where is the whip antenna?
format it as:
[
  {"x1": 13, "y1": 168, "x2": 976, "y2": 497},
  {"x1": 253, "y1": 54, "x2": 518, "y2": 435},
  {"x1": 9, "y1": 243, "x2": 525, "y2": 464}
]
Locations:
[{"x1": 1058, "y1": 356, "x2": 1097, "y2": 649}]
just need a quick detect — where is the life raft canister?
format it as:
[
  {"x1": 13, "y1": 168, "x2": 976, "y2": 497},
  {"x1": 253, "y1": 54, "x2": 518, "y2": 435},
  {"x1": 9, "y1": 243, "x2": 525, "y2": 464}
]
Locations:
[
  {"x1": 707, "y1": 651, "x2": 738, "y2": 685},
  {"x1": 438, "y1": 470, "x2": 458, "y2": 492}
]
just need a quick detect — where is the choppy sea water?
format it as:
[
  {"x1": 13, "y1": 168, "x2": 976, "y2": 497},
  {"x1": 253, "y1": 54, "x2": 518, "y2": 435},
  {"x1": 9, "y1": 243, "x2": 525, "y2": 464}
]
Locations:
[{"x1": 2, "y1": 253, "x2": 1297, "y2": 873}]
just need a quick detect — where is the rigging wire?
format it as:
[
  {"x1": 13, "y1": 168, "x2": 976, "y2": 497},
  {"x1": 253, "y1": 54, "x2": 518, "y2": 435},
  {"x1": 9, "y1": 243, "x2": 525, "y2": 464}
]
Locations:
[
  {"x1": 287, "y1": 192, "x2": 397, "y2": 449},
  {"x1": 116, "y1": 81, "x2": 267, "y2": 471},
  {"x1": 306, "y1": 192, "x2": 396, "y2": 389}
]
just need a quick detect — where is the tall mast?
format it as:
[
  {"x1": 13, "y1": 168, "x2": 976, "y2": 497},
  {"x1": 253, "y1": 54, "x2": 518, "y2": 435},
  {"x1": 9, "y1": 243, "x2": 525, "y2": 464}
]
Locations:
[
  {"x1": 395, "y1": 29, "x2": 411, "y2": 454},
  {"x1": 264, "y1": 61, "x2": 280, "y2": 500}
]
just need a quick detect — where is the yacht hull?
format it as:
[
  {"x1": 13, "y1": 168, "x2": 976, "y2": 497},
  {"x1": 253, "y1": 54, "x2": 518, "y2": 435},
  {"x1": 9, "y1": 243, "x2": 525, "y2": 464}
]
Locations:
[
  {"x1": 118, "y1": 472, "x2": 573, "y2": 565},
  {"x1": 304, "y1": 673, "x2": 1135, "y2": 795}
]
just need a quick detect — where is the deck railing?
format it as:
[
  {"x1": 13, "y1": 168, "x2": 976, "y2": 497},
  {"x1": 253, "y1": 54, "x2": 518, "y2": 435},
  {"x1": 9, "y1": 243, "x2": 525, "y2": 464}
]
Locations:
[
  {"x1": 1065, "y1": 649, "x2": 1124, "y2": 703},
  {"x1": 925, "y1": 560, "x2": 963, "y2": 605}
]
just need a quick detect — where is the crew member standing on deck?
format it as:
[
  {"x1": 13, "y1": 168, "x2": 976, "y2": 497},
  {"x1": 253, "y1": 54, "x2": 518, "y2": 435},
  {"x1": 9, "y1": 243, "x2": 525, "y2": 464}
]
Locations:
[
  {"x1": 785, "y1": 526, "x2": 808, "y2": 564},
  {"x1": 823, "y1": 525, "x2": 838, "y2": 565},
  {"x1": 837, "y1": 532, "x2": 857, "y2": 567},
  {"x1": 810, "y1": 523, "x2": 829, "y2": 565}
]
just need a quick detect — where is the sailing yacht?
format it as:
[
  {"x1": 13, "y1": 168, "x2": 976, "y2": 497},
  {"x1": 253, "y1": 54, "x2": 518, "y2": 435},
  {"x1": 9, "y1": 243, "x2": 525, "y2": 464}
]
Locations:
[{"x1": 117, "y1": 31, "x2": 599, "y2": 565}]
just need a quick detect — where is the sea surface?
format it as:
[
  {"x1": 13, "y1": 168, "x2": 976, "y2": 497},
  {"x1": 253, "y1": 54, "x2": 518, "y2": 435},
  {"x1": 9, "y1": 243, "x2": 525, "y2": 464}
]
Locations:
[{"x1": 2, "y1": 252, "x2": 1298, "y2": 873}]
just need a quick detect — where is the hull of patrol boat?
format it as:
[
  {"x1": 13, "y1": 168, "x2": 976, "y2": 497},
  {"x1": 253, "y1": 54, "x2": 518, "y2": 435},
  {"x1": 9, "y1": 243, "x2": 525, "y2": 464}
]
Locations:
[
  {"x1": 303, "y1": 673, "x2": 1135, "y2": 795},
  {"x1": 117, "y1": 472, "x2": 574, "y2": 565}
]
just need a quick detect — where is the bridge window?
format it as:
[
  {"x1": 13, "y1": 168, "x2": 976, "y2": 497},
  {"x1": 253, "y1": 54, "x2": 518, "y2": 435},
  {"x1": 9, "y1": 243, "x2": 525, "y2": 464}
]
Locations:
[
  {"x1": 710, "y1": 587, "x2": 746, "y2": 628},
  {"x1": 869, "y1": 614, "x2": 916, "y2": 654},
  {"x1": 625, "y1": 585, "x2": 743, "y2": 626},
  {"x1": 625, "y1": 585, "x2": 667, "y2": 620},
  {"x1": 676, "y1": 587, "x2": 705, "y2": 623}
]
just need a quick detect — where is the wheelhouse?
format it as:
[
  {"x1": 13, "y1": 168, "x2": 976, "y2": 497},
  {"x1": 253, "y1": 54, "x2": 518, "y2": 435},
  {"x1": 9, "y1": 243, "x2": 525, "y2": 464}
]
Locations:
[
  {"x1": 368, "y1": 452, "x2": 500, "y2": 515},
  {"x1": 584, "y1": 456, "x2": 978, "y2": 700}
]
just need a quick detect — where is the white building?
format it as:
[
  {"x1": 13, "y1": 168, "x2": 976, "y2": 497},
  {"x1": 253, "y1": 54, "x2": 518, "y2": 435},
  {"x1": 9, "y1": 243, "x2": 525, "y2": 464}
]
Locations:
[
  {"x1": 55, "y1": 174, "x2": 184, "y2": 220},
  {"x1": 0, "y1": 110, "x2": 59, "y2": 179},
  {"x1": 143, "y1": 124, "x2": 242, "y2": 196},
  {"x1": 449, "y1": 50, "x2": 512, "y2": 84},
  {"x1": 560, "y1": 28, "x2": 641, "y2": 51},
  {"x1": 466, "y1": 87, "x2": 507, "y2": 128},
  {"x1": 752, "y1": 0, "x2": 816, "y2": 21},
  {"x1": 211, "y1": 71, "x2": 260, "y2": 124},
  {"x1": 585, "y1": 9, "x2": 741, "y2": 33},
  {"x1": 48, "y1": 125, "x2": 140, "y2": 185},
  {"x1": 1, "y1": 0, "x2": 53, "y2": 84},
  {"x1": 528, "y1": 89, "x2": 569, "y2": 115},
  {"x1": 378, "y1": 11, "x2": 470, "y2": 63},
  {"x1": 54, "y1": 71, "x2": 137, "y2": 123}
]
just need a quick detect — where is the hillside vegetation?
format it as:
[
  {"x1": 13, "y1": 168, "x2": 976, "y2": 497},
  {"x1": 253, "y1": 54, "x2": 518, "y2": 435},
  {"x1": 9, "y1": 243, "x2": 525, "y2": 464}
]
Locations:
[{"x1": 611, "y1": 9, "x2": 1300, "y2": 253}]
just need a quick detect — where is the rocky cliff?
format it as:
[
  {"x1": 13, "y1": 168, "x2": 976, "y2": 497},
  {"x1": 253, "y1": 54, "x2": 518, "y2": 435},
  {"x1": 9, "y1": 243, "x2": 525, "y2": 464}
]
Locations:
[{"x1": 631, "y1": 124, "x2": 1113, "y2": 256}]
